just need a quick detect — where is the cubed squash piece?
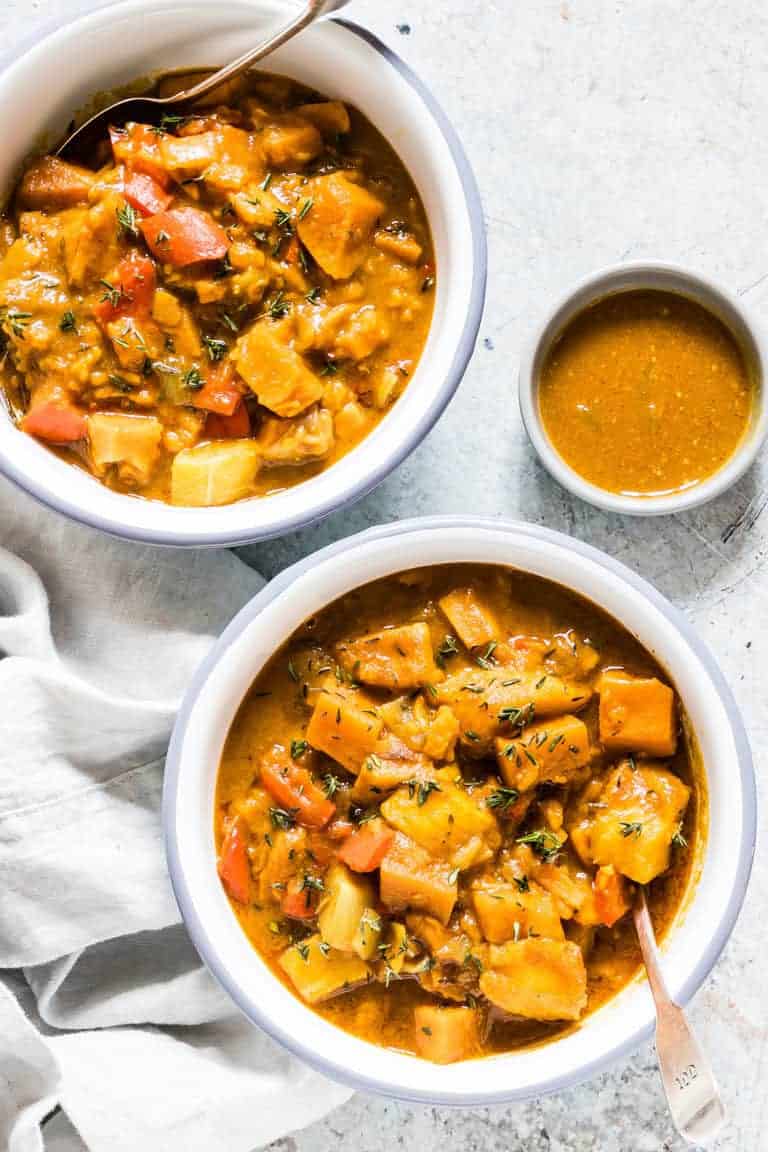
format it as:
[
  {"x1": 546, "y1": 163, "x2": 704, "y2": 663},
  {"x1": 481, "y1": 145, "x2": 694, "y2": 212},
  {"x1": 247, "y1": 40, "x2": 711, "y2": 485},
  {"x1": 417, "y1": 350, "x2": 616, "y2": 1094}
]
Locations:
[
  {"x1": 350, "y1": 739, "x2": 433, "y2": 803},
  {"x1": 306, "y1": 689, "x2": 384, "y2": 773},
  {"x1": 378, "y1": 695, "x2": 459, "y2": 760},
  {"x1": 381, "y1": 781, "x2": 500, "y2": 870},
  {"x1": 170, "y1": 440, "x2": 259, "y2": 506},
  {"x1": 438, "y1": 588, "x2": 500, "y2": 650},
  {"x1": 352, "y1": 908, "x2": 383, "y2": 961},
  {"x1": 234, "y1": 322, "x2": 323, "y2": 418},
  {"x1": 297, "y1": 173, "x2": 384, "y2": 279},
  {"x1": 336, "y1": 623, "x2": 444, "y2": 691},
  {"x1": 298, "y1": 101, "x2": 351, "y2": 136},
  {"x1": 593, "y1": 864, "x2": 632, "y2": 928},
  {"x1": 379, "y1": 832, "x2": 457, "y2": 925},
  {"x1": 435, "y1": 668, "x2": 592, "y2": 752},
  {"x1": 472, "y1": 881, "x2": 565, "y2": 943},
  {"x1": 576, "y1": 763, "x2": 691, "y2": 884},
  {"x1": 18, "y1": 156, "x2": 95, "y2": 210},
  {"x1": 88, "y1": 413, "x2": 162, "y2": 486},
  {"x1": 480, "y1": 939, "x2": 587, "y2": 1022},
  {"x1": 261, "y1": 113, "x2": 323, "y2": 167},
  {"x1": 413, "y1": 1005, "x2": 480, "y2": 1064},
  {"x1": 379, "y1": 921, "x2": 409, "y2": 974},
  {"x1": 279, "y1": 935, "x2": 369, "y2": 1004},
  {"x1": 317, "y1": 863, "x2": 375, "y2": 952},
  {"x1": 495, "y1": 714, "x2": 591, "y2": 791},
  {"x1": 598, "y1": 670, "x2": 677, "y2": 757}
]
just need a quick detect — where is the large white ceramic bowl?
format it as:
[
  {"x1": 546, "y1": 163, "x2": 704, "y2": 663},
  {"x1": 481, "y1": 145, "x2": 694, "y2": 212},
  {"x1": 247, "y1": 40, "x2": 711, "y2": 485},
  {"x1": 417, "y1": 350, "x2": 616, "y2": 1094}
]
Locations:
[
  {"x1": 0, "y1": 1, "x2": 485, "y2": 546},
  {"x1": 164, "y1": 516, "x2": 755, "y2": 1105}
]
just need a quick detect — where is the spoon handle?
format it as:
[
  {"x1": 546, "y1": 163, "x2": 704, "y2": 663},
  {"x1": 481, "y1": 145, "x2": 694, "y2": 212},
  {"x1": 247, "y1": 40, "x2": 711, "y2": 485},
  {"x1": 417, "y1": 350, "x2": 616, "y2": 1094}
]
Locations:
[
  {"x1": 164, "y1": 0, "x2": 348, "y2": 107},
  {"x1": 633, "y1": 890, "x2": 725, "y2": 1146}
]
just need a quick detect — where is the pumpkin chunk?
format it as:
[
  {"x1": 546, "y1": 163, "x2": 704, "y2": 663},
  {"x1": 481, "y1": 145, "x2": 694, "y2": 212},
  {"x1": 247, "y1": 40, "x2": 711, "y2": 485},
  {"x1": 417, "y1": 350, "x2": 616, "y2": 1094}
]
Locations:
[
  {"x1": 495, "y1": 714, "x2": 591, "y2": 791},
  {"x1": 234, "y1": 322, "x2": 323, "y2": 417},
  {"x1": 413, "y1": 1005, "x2": 480, "y2": 1064},
  {"x1": 598, "y1": 670, "x2": 677, "y2": 757},
  {"x1": 297, "y1": 173, "x2": 384, "y2": 279},
  {"x1": 379, "y1": 832, "x2": 457, "y2": 925},
  {"x1": 306, "y1": 689, "x2": 384, "y2": 773},
  {"x1": 381, "y1": 780, "x2": 500, "y2": 870},
  {"x1": 337, "y1": 623, "x2": 444, "y2": 691},
  {"x1": 279, "y1": 935, "x2": 369, "y2": 1004},
  {"x1": 438, "y1": 587, "x2": 500, "y2": 650},
  {"x1": 472, "y1": 880, "x2": 564, "y2": 943},
  {"x1": 480, "y1": 939, "x2": 587, "y2": 1022}
]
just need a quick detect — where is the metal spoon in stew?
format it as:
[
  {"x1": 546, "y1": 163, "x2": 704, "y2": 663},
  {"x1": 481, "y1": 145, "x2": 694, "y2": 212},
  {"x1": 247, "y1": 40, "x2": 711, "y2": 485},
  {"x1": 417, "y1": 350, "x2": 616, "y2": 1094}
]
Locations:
[
  {"x1": 57, "y1": 0, "x2": 351, "y2": 160},
  {"x1": 633, "y1": 887, "x2": 725, "y2": 1145}
]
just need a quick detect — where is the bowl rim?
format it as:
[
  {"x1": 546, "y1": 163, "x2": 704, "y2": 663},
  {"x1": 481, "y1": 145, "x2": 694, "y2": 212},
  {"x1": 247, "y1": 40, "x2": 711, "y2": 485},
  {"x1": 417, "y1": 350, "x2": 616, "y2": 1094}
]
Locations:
[
  {"x1": 163, "y1": 513, "x2": 756, "y2": 1104},
  {"x1": 0, "y1": 4, "x2": 487, "y2": 547},
  {"x1": 518, "y1": 259, "x2": 768, "y2": 516}
]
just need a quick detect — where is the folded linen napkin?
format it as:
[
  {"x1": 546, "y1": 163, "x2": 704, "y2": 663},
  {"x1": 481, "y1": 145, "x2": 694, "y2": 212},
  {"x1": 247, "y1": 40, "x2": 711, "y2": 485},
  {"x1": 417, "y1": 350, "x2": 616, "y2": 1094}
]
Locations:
[{"x1": 0, "y1": 476, "x2": 352, "y2": 1152}]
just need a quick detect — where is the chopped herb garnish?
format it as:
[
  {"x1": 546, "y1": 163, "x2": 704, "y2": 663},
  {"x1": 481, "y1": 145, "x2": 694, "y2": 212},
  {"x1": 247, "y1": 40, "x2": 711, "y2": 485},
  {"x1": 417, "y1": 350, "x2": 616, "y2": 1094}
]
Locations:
[
  {"x1": 108, "y1": 373, "x2": 134, "y2": 393},
  {"x1": 295, "y1": 941, "x2": 310, "y2": 962},
  {"x1": 447, "y1": 868, "x2": 459, "y2": 885},
  {"x1": 486, "y1": 786, "x2": 520, "y2": 812},
  {"x1": 98, "y1": 280, "x2": 123, "y2": 308},
  {"x1": 116, "y1": 201, "x2": 140, "y2": 238},
  {"x1": 183, "y1": 367, "x2": 204, "y2": 390},
  {"x1": 202, "y1": 334, "x2": 228, "y2": 362},
  {"x1": 260, "y1": 172, "x2": 273, "y2": 191},
  {"x1": 290, "y1": 739, "x2": 308, "y2": 760},
  {"x1": 671, "y1": 823, "x2": 688, "y2": 849},
  {"x1": 619, "y1": 821, "x2": 643, "y2": 839},
  {"x1": 514, "y1": 875, "x2": 530, "y2": 893},
  {"x1": 270, "y1": 807, "x2": 297, "y2": 830},
  {"x1": 287, "y1": 658, "x2": 299, "y2": 682},
  {"x1": 323, "y1": 773, "x2": 341, "y2": 799},
  {"x1": 476, "y1": 641, "x2": 497, "y2": 669},
  {"x1": 408, "y1": 779, "x2": 441, "y2": 806},
  {"x1": 263, "y1": 290, "x2": 291, "y2": 320},
  {"x1": 516, "y1": 829, "x2": 562, "y2": 862},
  {"x1": 59, "y1": 310, "x2": 77, "y2": 333},
  {"x1": 436, "y1": 634, "x2": 459, "y2": 667},
  {"x1": 297, "y1": 197, "x2": 314, "y2": 220},
  {"x1": 305, "y1": 287, "x2": 322, "y2": 305}
]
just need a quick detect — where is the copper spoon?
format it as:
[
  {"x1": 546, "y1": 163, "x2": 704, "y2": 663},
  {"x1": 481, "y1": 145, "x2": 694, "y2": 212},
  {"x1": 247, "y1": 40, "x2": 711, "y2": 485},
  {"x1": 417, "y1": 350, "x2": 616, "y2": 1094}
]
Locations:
[
  {"x1": 57, "y1": 0, "x2": 351, "y2": 159},
  {"x1": 633, "y1": 887, "x2": 725, "y2": 1145}
]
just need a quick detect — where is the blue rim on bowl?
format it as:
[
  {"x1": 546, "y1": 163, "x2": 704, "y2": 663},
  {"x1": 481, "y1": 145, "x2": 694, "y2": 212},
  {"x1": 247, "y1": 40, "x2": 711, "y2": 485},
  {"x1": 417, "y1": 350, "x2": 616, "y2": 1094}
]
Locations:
[
  {"x1": 163, "y1": 514, "x2": 756, "y2": 1105},
  {"x1": 0, "y1": 5, "x2": 487, "y2": 546}
]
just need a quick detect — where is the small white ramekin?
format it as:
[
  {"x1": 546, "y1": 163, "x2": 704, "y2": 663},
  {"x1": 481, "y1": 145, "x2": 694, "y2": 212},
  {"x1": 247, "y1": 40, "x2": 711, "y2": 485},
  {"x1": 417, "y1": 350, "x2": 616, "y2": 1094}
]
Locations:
[
  {"x1": 163, "y1": 515, "x2": 755, "y2": 1106},
  {"x1": 518, "y1": 261, "x2": 768, "y2": 515},
  {"x1": 0, "y1": 1, "x2": 486, "y2": 546}
]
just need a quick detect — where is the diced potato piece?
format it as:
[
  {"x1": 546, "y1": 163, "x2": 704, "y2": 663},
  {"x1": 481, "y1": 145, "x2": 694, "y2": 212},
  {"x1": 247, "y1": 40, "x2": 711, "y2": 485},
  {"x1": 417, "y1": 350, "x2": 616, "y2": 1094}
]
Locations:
[
  {"x1": 598, "y1": 670, "x2": 677, "y2": 757},
  {"x1": 379, "y1": 695, "x2": 459, "y2": 760},
  {"x1": 88, "y1": 413, "x2": 162, "y2": 486},
  {"x1": 533, "y1": 859, "x2": 599, "y2": 925},
  {"x1": 435, "y1": 668, "x2": 592, "y2": 752},
  {"x1": 258, "y1": 406, "x2": 334, "y2": 467},
  {"x1": 573, "y1": 763, "x2": 691, "y2": 884},
  {"x1": 317, "y1": 863, "x2": 375, "y2": 952},
  {"x1": 298, "y1": 101, "x2": 351, "y2": 136},
  {"x1": 480, "y1": 939, "x2": 587, "y2": 1022},
  {"x1": 379, "y1": 832, "x2": 457, "y2": 925},
  {"x1": 261, "y1": 114, "x2": 323, "y2": 167},
  {"x1": 234, "y1": 322, "x2": 322, "y2": 417},
  {"x1": 170, "y1": 440, "x2": 259, "y2": 506},
  {"x1": 297, "y1": 173, "x2": 384, "y2": 279},
  {"x1": 380, "y1": 921, "x2": 409, "y2": 974},
  {"x1": 381, "y1": 781, "x2": 500, "y2": 870},
  {"x1": 413, "y1": 1005, "x2": 479, "y2": 1064},
  {"x1": 350, "y1": 738, "x2": 433, "y2": 802},
  {"x1": 337, "y1": 623, "x2": 444, "y2": 691},
  {"x1": 18, "y1": 156, "x2": 95, "y2": 209},
  {"x1": 352, "y1": 908, "x2": 383, "y2": 960},
  {"x1": 306, "y1": 689, "x2": 383, "y2": 773},
  {"x1": 438, "y1": 587, "x2": 500, "y2": 650},
  {"x1": 472, "y1": 880, "x2": 564, "y2": 943},
  {"x1": 279, "y1": 934, "x2": 369, "y2": 1004},
  {"x1": 495, "y1": 714, "x2": 591, "y2": 791},
  {"x1": 374, "y1": 228, "x2": 423, "y2": 265}
]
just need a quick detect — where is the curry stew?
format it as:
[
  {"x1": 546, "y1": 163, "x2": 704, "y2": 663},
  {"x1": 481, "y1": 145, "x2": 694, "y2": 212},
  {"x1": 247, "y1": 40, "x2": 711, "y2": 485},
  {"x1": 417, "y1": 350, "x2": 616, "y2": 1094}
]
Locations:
[
  {"x1": 0, "y1": 73, "x2": 434, "y2": 505},
  {"x1": 216, "y1": 565, "x2": 698, "y2": 1063}
]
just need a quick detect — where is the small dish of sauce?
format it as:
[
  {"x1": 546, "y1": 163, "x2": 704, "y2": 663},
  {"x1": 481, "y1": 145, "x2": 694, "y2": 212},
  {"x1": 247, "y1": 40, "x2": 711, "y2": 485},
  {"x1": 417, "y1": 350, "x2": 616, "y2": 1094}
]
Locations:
[
  {"x1": 539, "y1": 290, "x2": 754, "y2": 497},
  {"x1": 518, "y1": 264, "x2": 767, "y2": 514}
]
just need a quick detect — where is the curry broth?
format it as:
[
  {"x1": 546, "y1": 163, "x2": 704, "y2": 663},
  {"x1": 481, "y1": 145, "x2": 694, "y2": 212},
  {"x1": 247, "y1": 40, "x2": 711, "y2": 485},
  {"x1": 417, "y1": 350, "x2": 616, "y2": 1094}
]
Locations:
[
  {"x1": 0, "y1": 72, "x2": 434, "y2": 505},
  {"x1": 216, "y1": 565, "x2": 700, "y2": 1060},
  {"x1": 539, "y1": 289, "x2": 754, "y2": 496}
]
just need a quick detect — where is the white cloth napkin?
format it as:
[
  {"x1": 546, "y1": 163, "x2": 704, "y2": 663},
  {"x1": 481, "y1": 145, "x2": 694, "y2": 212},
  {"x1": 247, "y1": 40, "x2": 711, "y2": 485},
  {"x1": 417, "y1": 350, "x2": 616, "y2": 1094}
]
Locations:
[{"x1": 0, "y1": 476, "x2": 352, "y2": 1152}]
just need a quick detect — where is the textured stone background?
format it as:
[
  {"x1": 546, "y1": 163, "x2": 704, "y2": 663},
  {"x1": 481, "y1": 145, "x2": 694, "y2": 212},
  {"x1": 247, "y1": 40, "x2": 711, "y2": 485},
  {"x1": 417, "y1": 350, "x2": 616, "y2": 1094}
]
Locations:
[{"x1": 8, "y1": 1, "x2": 767, "y2": 1148}]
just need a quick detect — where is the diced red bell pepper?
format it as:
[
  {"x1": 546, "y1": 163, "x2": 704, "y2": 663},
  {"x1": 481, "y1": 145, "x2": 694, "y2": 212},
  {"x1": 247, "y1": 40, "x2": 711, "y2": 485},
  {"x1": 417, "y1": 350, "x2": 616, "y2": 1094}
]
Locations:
[
  {"x1": 110, "y1": 124, "x2": 170, "y2": 187},
  {"x1": 260, "y1": 749, "x2": 336, "y2": 829},
  {"x1": 594, "y1": 865, "x2": 631, "y2": 927},
  {"x1": 193, "y1": 361, "x2": 243, "y2": 416},
  {"x1": 21, "y1": 402, "x2": 87, "y2": 444},
  {"x1": 140, "y1": 206, "x2": 229, "y2": 266},
  {"x1": 337, "y1": 818, "x2": 395, "y2": 872},
  {"x1": 281, "y1": 876, "x2": 321, "y2": 920},
  {"x1": 205, "y1": 401, "x2": 250, "y2": 440},
  {"x1": 93, "y1": 252, "x2": 156, "y2": 324},
  {"x1": 217, "y1": 815, "x2": 251, "y2": 903},
  {"x1": 123, "y1": 170, "x2": 173, "y2": 216}
]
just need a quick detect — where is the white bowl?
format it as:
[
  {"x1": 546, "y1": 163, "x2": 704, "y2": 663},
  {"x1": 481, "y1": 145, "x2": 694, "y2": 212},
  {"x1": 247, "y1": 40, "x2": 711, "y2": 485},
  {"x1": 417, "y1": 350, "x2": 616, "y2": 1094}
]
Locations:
[
  {"x1": 0, "y1": 1, "x2": 486, "y2": 546},
  {"x1": 518, "y1": 261, "x2": 768, "y2": 515},
  {"x1": 164, "y1": 515, "x2": 755, "y2": 1105}
]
